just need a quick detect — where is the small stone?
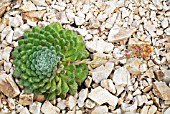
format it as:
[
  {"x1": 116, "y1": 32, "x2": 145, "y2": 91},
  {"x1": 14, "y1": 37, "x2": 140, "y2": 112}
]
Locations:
[
  {"x1": 91, "y1": 62, "x2": 114, "y2": 83},
  {"x1": 165, "y1": 52, "x2": 170, "y2": 63},
  {"x1": 85, "y1": 76, "x2": 92, "y2": 88},
  {"x1": 41, "y1": 101, "x2": 60, "y2": 114},
  {"x1": 104, "y1": 1, "x2": 116, "y2": 15},
  {"x1": 121, "y1": 102, "x2": 137, "y2": 113},
  {"x1": 2, "y1": 47, "x2": 12, "y2": 62},
  {"x1": 6, "y1": 30, "x2": 14, "y2": 44},
  {"x1": 19, "y1": 107, "x2": 30, "y2": 114},
  {"x1": 136, "y1": 95, "x2": 148, "y2": 106},
  {"x1": 75, "y1": 16, "x2": 85, "y2": 25},
  {"x1": 91, "y1": 105, "x2": 108, "y2": 114},
  {"x1": 10, "y1": 15, "x2": 23, "y2": 27},
  {"x1": 121, "y1": 7, "x2": 129, "y2": 18},
  {"x1": 97, "y1": 13, "x2": 107, "y2": 22},
  {"x1": 163, "y1": 70, "x2": 170, "y2": 82},
  {"x1": 4, "y1": 61, "x2": 12, "y2": 73},
  {"x1": 153, "y1": 82, "x2": 170, "y2": 100},
  {"x1": 108, "y1": 26, "x2": 136, "y2": 42},
  {"x1": 32, "y1": 0, "x2": 47, "y2": 6},
  {"x1": 66, "y1": 95, "x2": 76, "y2": 110},
  {"x1": 77, "y1": 88, "x2": 88, "y2": 107},
  {"x1": 115, "y1": 85, "x2": 124, "y2": 96},
  {"x1": 20, "y1": 24, "x2": 30, "y2": 31},
  {"x1": 144, "y1": 21, "x2": 156, "y2": 36},
  {"x1": 164, "y1": 107, "x2": 170, "y2": 114},
  {"x1": 140, "y1": 106, "x2": 150, "y2": 114},
  {"x1": 101, "y1": 79, "x2": 116, "y2": 94},
  {"x1": 90, "y1": 18, "x2": 100, "y2": 28},
  {"x1": 13, "y1": 28, "x2": 24, "y2": 40},
  {"x1": 29, "y1": 102, "x2": 42, "y2": 114},
  {"x1": 55, "y1": 12, "x2": 69, "y2": 24},
  {"x1": 140, "y1": 63, "x2": 147, "y2": 73},
  {"x1": 19, "y1": 93, "x2": 33, "y2": 106},
  {"x1": 133, "y1": 89, "x2": 142, "y2": 96},
  {"x1": 86, "y1": 37, "x2": 114, "y2": 53},
  {"x1": 88, "y1": 86, "x2": 118, "y2": 107},
  {"x1": 1, "y1": 26, "x2": 11, "y2": 41},
  {"x1": 143, "y1": 68, "x2": 155, "y2": 78},
  {"x1": 22, "y1": 10, "x2": 46, "y2": 22},
  {"x1": 20, "y1": 1, "x2": 36, "y2": 11},
  {"x1": 8, "y1": 98, "x2": 15, "y2": 110},
  {"x1": 125, "y1": 58, "x2": 142, "y2": 75},
  {"x1": 85, "y1": 99, "x2": 95, "y2": 109},
  {"x1": 0, "y1": 5, "x2": 6, "y2": 18},
  {"x1": 154, "y1": 70, "x2": 164, "y2": 81},
  {"x1": 165, "y1": 27, "x2": 170, "y2": 35},
  {"x1": 27, "y1": 19, "x2": 37, "y2": 27},
  {"x1": 57, "y1": 100, "x2": 66, "y2": 110},
  {"x1": 161, "y1": 18, "x2": 168, "y2": 28},
  {"x1": 148, "y1": 105, "x2": 157, "y2": 114},
  {"x1": 152, "y1": 97, "x2": 160, "y2": 107},
  {"x1": 112, "y1": 67, "x2": 131, "y2": 86},
  {"x1": 0, "y1": 71, "x2": 20, "y2": 98}
]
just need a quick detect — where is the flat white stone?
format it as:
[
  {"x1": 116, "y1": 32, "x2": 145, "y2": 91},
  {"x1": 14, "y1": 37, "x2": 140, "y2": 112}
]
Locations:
[
  {"x1": 20, "y1": 24, "x2": 30, "y2": 31},
  {"x1": 104, "y1": 1, "x2": 116, "y2": 15},
  {"x1": 2, "y1": 47, "x2": 12, "y2": 62},
  {"x1": 101, "y1": 79, "x2": 116, "y2": 94},
  {"x1": 91, "y1": 62, "x2": 114, "y2": 83},
  {"x1": 140, "y1": 106, "x2": 149, "y2": 114},
  {"x1": 13, "y1": 28, "x2": 24, "y2": 40},
  {"x1": 66, "y1": 95, "x2": 76, "y2": 110},
  {"x1": 165, "y1": 28, "x2": 170, "y2": 35},
  {"x1": 86, "y1": 37, "x2": 114, "y2": 53},
  {"x1": 78, "y1": 88, "x2": 88, "y2": 107},
  {"x1": 140, "y1": 63, "x2": 147, "y2": 73},
  {"x1": 161, "y1": 18, "x2": 168, "y2": 28},
  {"x1": 8, "y1": 98, "x2": 15, "y2": 110},
  {"x1": 32, "y1": 0, "x2": 47, "y2": 6},
  {"x1": 163, "y1": 70, "x2": 170, "y2": 82},
  {"x1": 121, "y1": 102, "x2": 137, "y2": 113},
  {"x1": 144, "y1": 21, "x2": 156, "y2": 36},
  {"x1": 91, "y1": 105, "x2": 108, "y2": 114},
  {"x1": 75, "y1": 16, "x2": 85, "y2": 25},
  {"x1": 108, "y1": 26, "x2": 136, "y2": 42},
  {"x1": 88, "y1": 86, "x2": 118, "y2": 107},
  {"x1": 164, "y1": 107, "x2": 170, "y2": 114},
  {"x1": 10, "y1": 15, "x2": 23, "y2": 27},
  {"x1": 57, "y1": 100, "x2": 66, "y2": 110},
  {"x1": 41, "y1": 101, "x2": 60, "y2": 114},
  {"x1": 112, "y1": 67, "x2": 131, "y2": 86},
  {"x1": 97, "y1": 13, "x2": 107, "y2": 22},
  {"x1": 4, "y1": 61, "x2": 11, "y2": 73},
  {"x1": 0, "y1": 71, "x2": 20, "y2": 98},
  {"x1": 148, "y1": 105, "x2": 157, "y2": 114},
  {"x1": 29, "y1": 102, "x2": 41, "y2": 114},
  {"x1": 6, "y1": 30, "x2": 14, "y2": 44},
  {"x1": 19, "y1": 107, "x2": 30, "y2": 114},
  {"x1": 85, "y1": 99, "x2": 95, "y2": 109},
  {"x1": 1, "y1": 26, "x2": 11, "y2": 41},
  {"x1": 20, "y1": 1, "x2": 36, "y2": 11},
  {"x1": 121, "y1": 7, "x2": 129, "y2": 18},
  {"x1": 125, "y1": 58, "x2": 142, "y2": 75}
]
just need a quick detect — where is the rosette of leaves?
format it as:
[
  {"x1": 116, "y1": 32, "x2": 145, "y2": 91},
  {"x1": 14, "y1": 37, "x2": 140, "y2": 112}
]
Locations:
[{"x1": 12, "y1": 23, "x2": 89, "y2": 100}]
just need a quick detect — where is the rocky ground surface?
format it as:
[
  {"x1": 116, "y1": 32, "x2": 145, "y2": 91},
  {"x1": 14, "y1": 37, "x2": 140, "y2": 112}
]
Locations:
[{"x1": 0, "y1": 0, "x2": 170, "y2": 114}]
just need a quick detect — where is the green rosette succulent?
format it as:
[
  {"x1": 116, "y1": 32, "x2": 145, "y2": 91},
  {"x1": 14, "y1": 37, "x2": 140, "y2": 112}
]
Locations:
[{"x1": 12, "y1": 23, "x2": 89, "y2": 100}]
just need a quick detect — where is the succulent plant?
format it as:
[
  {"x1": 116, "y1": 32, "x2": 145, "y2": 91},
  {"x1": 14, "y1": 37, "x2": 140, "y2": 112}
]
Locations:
[{"x1": 12, "y1": 23, "x2": 89, "y2": 100}]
